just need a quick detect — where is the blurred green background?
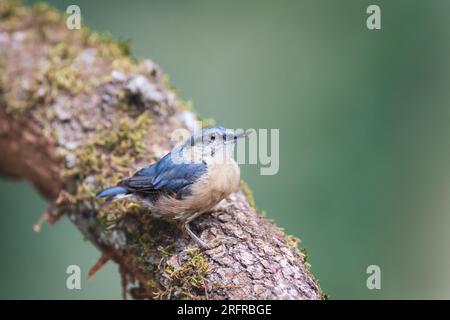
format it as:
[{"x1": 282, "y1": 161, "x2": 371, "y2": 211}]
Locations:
[{"x1": 1, "y1": 0, "x2": 450, "y2": 299}]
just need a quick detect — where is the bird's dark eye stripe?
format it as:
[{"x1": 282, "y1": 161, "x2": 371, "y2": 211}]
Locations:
[{"x1": 223, "y1": 133, "x2": 227, "y2": 141}]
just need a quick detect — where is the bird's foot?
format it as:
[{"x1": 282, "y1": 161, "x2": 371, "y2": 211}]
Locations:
[{"x1": 184, "y1": 221, "x2": 220, "y2": 250}]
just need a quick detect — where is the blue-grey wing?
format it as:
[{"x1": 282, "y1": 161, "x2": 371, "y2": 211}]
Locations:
[{"x1": 118, "y1": 153, "x2": 207, "y2": 197}]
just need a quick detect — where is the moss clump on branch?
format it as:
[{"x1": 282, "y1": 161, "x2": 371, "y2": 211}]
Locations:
[
  {"x1": 95, "y1": 111, "x2": 153, "y2": 157},
  {"x1": 239, "y1": 180, "x2": 256, "y2": 208},
  {"x1": 62, "y1": 110, "x2": 153, "y2": 206},
  {"x1": 3, "y1": 1, "x2": 157, "y2": 209},
  {"x1": 154, "y1": 249, "x2": 212, "y2": 300},
  {"x1": 285, "y1": 233, "x2": 311, "y2": 270},
  {"x1": 85, "y1": 31, "x2": 132, "y2": 59},
  {"x1": 0, "y1": 0, "x2": 18, "y2": 18},
  {"x1": 46, "y1": 44, "x2": 87, "y2": 94},
  {"x1": 0, "y1": 1, "x2": 149, "y2": 114},
  {"x1": 0, "y1": 2, "x2": 59, "y2": 31},
  {"x1": 46, "y1": 43, "x2": 98, "y2": 95}
]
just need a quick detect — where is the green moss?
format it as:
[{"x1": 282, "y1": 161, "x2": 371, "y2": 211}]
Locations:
[
  {"x1": 98, "y1": 213, "x2": 119, "y2": 231},
  {"x1": 1, "y1": 90, "x2": 32, "y2": 113},
  {"x1": 177, "y1": 99, "x2": 194, "y2": 112},
  {"x1": 86, "y1": 31, "x2": 131, "y2": 59},
  {"x1": 158, "y1": 244, "x2": 175, "y2": 258},
  {"x1": 320, "y1": 291, "x2": 330, "y2": 300},
  {"x1": 0, "y1": 0, "x2": 18, "y2": 18},
  {"x1": 132, "y1": 223, "x2": 178, "y2": 278},
  {"x1": 154, "y1": 249, "x2": 211, "y2": 300},
  {"x1": 82, "y1": 29, "x2": 145, "y2": 75},
  {"x1": 160, "y1": 74, "x2": 171, "y2": 89},
  {"x1": 285, "y1": 234, "x2": 300, "y2": 248},
  {"x1": 300, "y1": 247, "x2": 311, "y2": 269},
  {"x1": 46, "y1": 44, "x2": 81, "y2": 93},
  {"x1": 285, "y1": 234, "x2": 313, "y2": 271},
  {"x1": 135, "y1": 238, "x2": 157, "y2": 273},
  {"x1": 146, "y1": 278, "x2": 158, "y2": 289},
  {"x1": 59, "y1": 110, "x2": 158, "y2": 276},
  {"x1": 1, "y1": 1, "x2": 153, "y2": 114},
  {"x1": 95, "y1": 111, "x2": 152, "y2": 157},
  {"x1": 32, "y1": 2, "x2": 63, "y2": 24},
  {"x1": 45, "y1": 42, "x2": 110, "y2": 96},
  {"x1": 298, "y1": 243, "x2": 328, "y2": 299},
  {"x1": 197, "y1": 115, "x2": 217, "y2": 128},
  {"x1": 61, "y1": 110, "x2": 153, "y2": 221},
  {"x1": 0, "y1": 2, "x2": 62, "y2": 32},
  {"x1": 1, "y1": 3, "x2": 141, "y2": 115},
  {"x1": 239, "y1": 180, "x2": 256, "y2": 208},
  {"x1": 0, "y1": 1, "x2": 27, "y2": 31}
]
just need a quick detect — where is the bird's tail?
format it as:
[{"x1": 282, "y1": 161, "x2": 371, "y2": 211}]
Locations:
[{"x1": 96, "y1": 186, "x2": 130, "y2": 201}]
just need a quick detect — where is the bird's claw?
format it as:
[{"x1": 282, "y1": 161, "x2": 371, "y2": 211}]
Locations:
[{"x1": 184, "y1": 221, "x2": 221, "y2": 250}]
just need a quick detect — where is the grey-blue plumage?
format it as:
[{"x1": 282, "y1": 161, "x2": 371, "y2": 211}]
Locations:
[{"x1": 97, "y1": 153, "x2": 207, "y2": 201}]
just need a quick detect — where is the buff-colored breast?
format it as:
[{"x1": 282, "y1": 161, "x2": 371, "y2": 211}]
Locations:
[{"x1": 150, "y1": 159, "x2": 240, "y2": 221}]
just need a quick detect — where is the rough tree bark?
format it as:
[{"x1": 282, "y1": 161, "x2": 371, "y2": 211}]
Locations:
[{"x1": 0, "y1": 1, "x2": 323, "y2": 299}]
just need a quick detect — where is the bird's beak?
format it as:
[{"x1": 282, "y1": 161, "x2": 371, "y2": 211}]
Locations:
[
  {"x1": 235, "y1": 129, "x2": 252, "y2": 139},
  {"x1": 227, "y1": 129, "x2": 252, "y2": 144}
]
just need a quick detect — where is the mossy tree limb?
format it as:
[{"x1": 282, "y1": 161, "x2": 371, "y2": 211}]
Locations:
[{"x1": 0, "y1": 1, "x2": 322, "y2": 299}]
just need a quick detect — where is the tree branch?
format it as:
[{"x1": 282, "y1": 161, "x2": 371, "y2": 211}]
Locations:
[{"x1": 0, "y1": 1, "x2": 322, "y2": 299}]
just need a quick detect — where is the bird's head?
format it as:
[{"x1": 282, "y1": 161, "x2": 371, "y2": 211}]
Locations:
[{"x1": 181, "y1": 126, "x2": 250, "y2": 163}]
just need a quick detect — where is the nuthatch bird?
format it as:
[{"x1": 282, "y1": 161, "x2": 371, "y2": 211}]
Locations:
[{"x1": 96, "y1": 126, "x2": 249, "y2": 248}]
